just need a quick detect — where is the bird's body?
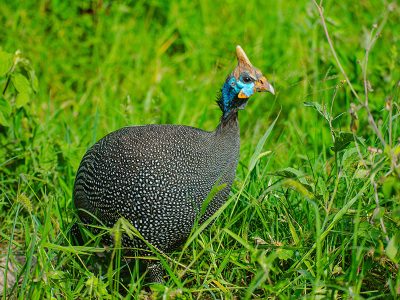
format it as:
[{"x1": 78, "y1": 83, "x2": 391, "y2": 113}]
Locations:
[
  {"x1": 73, "y1": 46, "x2": 274, "y2": 282},
  {"x1": 74, "y1": 116, "x2": 239, "y2": 252}
]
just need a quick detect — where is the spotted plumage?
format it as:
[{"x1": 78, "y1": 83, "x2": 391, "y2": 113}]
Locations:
[{"x1": 73, "y1": 46, "x2": 274, "y2": 282}]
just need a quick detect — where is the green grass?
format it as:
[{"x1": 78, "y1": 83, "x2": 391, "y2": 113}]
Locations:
[{"x1": 0, "y1": 0, "x2": 399, "y2": 298}]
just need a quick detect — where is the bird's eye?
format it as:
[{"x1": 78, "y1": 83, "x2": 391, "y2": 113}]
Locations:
[{"x1": 242, "y1": 76, "x2": 252, "y2": 83}]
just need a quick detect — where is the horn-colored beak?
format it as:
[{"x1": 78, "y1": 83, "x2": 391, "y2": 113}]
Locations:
[{"x1": 255, "y1": 76, "x2": 275, "y2": 95}]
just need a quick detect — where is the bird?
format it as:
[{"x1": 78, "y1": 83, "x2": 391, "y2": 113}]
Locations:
[{"x1": 72, "y1": 45, "x2": 275, "y2": 282}]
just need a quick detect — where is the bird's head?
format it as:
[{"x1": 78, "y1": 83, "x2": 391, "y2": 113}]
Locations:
[{"x1": 218, "y1": 45, "x2": 274, "y2": 118}]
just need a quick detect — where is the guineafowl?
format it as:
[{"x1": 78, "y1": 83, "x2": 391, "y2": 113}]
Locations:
[{"x1": 73, "y1": 45, "x2": 275, "y2": 282}]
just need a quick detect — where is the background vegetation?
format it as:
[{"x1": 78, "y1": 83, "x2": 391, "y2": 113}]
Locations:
[{"x1": 0, "y1": 0, "x2": 399, "y2": 298}]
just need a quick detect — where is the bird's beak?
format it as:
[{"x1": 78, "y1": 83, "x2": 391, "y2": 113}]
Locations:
[{"x1": 255, "y1": 76, "x2": 275, "y2": 95}]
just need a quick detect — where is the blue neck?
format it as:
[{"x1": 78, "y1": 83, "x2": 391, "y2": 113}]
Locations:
[{"x1": 220, "y1": 77, "x2": 240, "y2": 117}]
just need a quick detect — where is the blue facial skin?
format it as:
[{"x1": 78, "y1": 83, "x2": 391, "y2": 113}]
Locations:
[
  {"x1": 237, "y1": 80, "x2": 255, "y2": 97},
  {"x1": 221, "y1": 76, "x2": 255, "y2": 116}
]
